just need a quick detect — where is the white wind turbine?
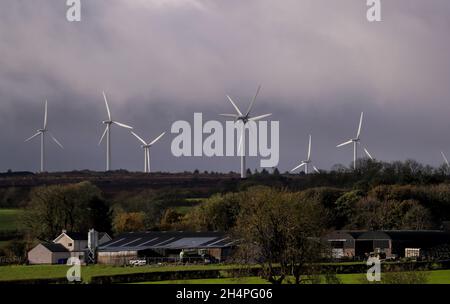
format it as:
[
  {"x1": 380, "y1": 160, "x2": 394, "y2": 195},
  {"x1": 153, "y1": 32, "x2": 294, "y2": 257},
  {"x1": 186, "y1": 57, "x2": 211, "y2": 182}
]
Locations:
[
  {"x1": 131, "y1": 131, "x2": 166, "y2": 173},
  {"x1": 220, "y1": 85, "x2": 272, "y2": 179},
  {"x1": 441, "y1": 151, "x2": 449, "y2": 167},
  {"x1": 336, "y1": 112, "x2": 373, "y2": 170},
  {"x1": 98, "y1": 91, "x2": 133, "y2": 171},
  {"x1": 291, "y1": 135, "x2": 320, "y2": 174},
  {"x1": 25, "y1": 100, "x2": 64, "y2": 173}
]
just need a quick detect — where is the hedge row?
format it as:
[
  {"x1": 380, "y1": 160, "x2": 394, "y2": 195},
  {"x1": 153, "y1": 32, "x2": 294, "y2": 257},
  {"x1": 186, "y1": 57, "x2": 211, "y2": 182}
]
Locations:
[{"x1": 90, "y1": 261, "x2": 450, "y2": 284}]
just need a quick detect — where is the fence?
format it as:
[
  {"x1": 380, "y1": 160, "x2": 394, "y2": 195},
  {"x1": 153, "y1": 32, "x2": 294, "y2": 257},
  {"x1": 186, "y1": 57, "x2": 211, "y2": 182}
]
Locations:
[{"x1": 0, "y1": 256, "x2": 25, "y2": 265}]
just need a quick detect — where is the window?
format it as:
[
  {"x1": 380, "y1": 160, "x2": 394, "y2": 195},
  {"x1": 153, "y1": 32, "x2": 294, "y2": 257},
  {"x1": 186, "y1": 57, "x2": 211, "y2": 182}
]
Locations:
[{"x1": 68, "y1": 243, "x2": 73, "y2": 247}]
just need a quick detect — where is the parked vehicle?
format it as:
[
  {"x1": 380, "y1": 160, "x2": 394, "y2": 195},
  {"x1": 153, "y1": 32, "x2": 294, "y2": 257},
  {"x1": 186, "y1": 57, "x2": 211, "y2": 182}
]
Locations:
[{"x1": 129, "y1": 259, "x2": 147, "y2": 266}]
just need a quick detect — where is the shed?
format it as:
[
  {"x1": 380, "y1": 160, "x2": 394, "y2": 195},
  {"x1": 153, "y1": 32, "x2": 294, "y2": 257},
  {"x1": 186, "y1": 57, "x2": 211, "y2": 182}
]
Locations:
[{"x1": 27, "y1": 243, "x2": 70, "y2": 265}]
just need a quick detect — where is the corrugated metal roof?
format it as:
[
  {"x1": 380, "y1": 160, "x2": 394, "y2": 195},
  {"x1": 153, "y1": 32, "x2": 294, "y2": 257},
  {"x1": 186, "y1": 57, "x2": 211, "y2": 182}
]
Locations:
[{"x1": 98, "y1": 231, "x2": 235, "y2": 252}]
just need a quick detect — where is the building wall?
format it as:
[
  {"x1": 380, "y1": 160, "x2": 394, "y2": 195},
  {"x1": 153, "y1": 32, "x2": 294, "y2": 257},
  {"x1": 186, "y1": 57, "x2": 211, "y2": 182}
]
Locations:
[
  {"x1": 28, "y1": 244, "x2": 53, "y2": 265},
  {"x1": 55, "y1": 235, "x2": 87, "y2": 252},
  {"x1": 97, "y1": 251, "x2": 138, "y2": 265},
  {"x1": 28, "y1": 244, "x2": 71, "y2": 265},
  {"x1": 51, "y1": 252, "x2": 71, "y2": 264}
]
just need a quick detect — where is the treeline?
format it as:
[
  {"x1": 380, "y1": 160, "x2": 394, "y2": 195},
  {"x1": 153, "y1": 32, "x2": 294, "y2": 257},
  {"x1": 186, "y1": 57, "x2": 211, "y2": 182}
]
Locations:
[{"x1": 1, "y1": 159, "x2": 450, "y2": 209}]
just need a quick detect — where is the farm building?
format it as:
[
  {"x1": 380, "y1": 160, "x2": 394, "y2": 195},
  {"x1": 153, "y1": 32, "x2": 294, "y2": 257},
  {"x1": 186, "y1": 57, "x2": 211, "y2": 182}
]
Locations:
[
  {"x1": 325, "y1": 230, "x2": 450, "y2": 260},
  {"x1": 27, "y1": 229, "x2": 111, "y2": 265},
  {"x1": 97, "y1": 231, "x2": 236, "y2": 265}
]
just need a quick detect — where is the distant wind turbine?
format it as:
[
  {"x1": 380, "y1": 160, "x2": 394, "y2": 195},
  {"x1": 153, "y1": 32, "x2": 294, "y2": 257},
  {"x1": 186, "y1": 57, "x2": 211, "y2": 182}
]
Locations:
[
  {"x1": 219, "y1": 85, "x2": 272, "y2": 179},
  {"x1": 131, "y1": 131, "x2": 165, "y2": 173},
  {"x1": 441, "y1": 151, "x2": 449, "y2": 167},
  {"x1": 291, "y1": 135, "x2": 320, "y2": 174},
  {"x1": 98, "y1": 91, "x2": 133, "y2": 171},
  {"x1": 25, "y1": 100, "x2": 64, "y2": 173},
  {"x1": 336, "y1": 112, "x2": 373, "y2": 170}
]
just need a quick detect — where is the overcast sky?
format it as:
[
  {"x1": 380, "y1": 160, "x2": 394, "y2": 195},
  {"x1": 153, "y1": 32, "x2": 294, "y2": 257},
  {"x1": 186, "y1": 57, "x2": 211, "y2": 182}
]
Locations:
[{"x1": 1, "y1": 0, "x2": 450, "y2": 173}]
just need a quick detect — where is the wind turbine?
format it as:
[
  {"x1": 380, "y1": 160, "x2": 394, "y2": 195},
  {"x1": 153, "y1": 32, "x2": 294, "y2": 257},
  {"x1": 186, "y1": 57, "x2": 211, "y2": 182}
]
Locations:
[
  {"x1": 291, "y1": 135, "x2": 320, "y2": 174},
  {"x1": 25, "y1": 100, "x2": 64, "y2": 173},
  {"x1": 336, "y1": 112, "x2": 373, "y2": 170},
  {"x1": 219, "y1": 85, "x2": 272, "y2": 179},
  {"x1": 98, "y1": 91, "x2": 133, "y2": 171},
  {"x1": 131, "y1": 131, "x2": 165, "y2": 173},
  {"x1": 441, "y1": 151, "x2": 449, "y2": 167}
]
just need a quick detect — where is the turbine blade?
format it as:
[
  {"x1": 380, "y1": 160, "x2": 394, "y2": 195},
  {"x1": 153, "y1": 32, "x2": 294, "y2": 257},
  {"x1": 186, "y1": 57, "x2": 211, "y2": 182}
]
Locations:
[
  {"x1": 112, "y1": 121, "x2": 133, "y2": 129},
  {"x1": 49, "y1": 132, "x2": 64, "y2": 149},
  {"x1": 313, "y1": 165, "x2": 320, "y2": 173},
  {"x1": 98, "y1": 126, "x2": 108, "y2": 145},
  {"x1": 245, "y1": 85, "x2": 261, "y2": 116},
  {"x1": 249, "y1": 113, "x2": 272, "y2": 121},
  {"x1": 307, "y1": 134, "x2": 312, "y2": 161},
  {"x1": 363, "y1": 146, "x2": 373, "y2": 160},
  {"x1": 25, "y1": 132, "x2": 41, "y2": 142},
  {"x1": 441, "y1": 151, "x2": 450, "y2": 166},
  {"x1": 226, "y1": 95, "x2": 243, "y2": 116},
  {"x1": 44, "y1": 100, "x2": 48, "y2": 129},
  {"x1": 337, "y1": 140, "x2": 353, "y2": 148},
  {"x1": 131, "y1": 131, "x2": 147, "y2": 145},
  {"x1": 219, "y1": 114, "x2": 238, "y2": 118},
  {"x1": 149, "y1": 132, "x2": 165, "y2": 146},
  {"x1": 357, "y1": 112, "x2": 364, "y2": 138},
  {"x1": 291, "y1": 162, "x2": 306, "y2": 172},
  {"x1": 103, "y1": 91, "x2": 112, "y2": 120}
]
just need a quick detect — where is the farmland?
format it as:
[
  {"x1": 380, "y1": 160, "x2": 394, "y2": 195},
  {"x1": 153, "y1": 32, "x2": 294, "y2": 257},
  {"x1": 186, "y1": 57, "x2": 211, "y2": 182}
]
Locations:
[
  {"x1": 0, "y1": 209, "x2": 23, "y2": 231},
  {"x1": 140, "y1": 270, "x2": 450, "y2": 284},
  {"x1": 1, "y1": 264, "x2": 450, "y2": 284},
  {"x1": 0, "y1": 264, "x2": 237, "y2": 283}
]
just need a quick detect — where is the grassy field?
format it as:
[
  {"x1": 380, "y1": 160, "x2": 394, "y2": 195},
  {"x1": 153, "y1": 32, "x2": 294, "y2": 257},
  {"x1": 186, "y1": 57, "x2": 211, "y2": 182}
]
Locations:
[
  {"x1": 1, "y1": 263, "x2": 449, "y2": 284},
  {"x1": 0, "y1": 209, "x2": 23, "y2": 231},
  {"x1": 140, "y1": 270, "x2": 450, "y2": 284},
  {"x1": 0, "y1": 264, "x2": 238, "y2": 282}
]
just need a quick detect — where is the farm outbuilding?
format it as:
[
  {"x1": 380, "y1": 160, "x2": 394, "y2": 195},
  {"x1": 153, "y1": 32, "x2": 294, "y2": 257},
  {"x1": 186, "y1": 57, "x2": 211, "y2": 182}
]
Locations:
[
  {"x1": 325, "y1": 230, "x2": 450, "y2": 260},
  {"x1": 27, "y1": 243, "x2": 70, "y2": 265},
  {"x1": 97, "y1": 231, "x2": 236, "y2": 265},
  {"x1": 27, "y1": 229, "x2": 112, "y2": 265}
]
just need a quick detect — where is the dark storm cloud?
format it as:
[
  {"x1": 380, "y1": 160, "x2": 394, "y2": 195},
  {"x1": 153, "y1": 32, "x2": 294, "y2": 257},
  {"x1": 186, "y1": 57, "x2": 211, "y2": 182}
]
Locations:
[{"x1": 0, "y1": 0, "x2": 450, "y2": 173}]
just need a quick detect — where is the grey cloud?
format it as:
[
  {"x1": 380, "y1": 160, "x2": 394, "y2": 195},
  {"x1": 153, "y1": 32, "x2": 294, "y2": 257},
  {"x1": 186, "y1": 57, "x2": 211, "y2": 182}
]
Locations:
[{"x1": 0, "y1": 0, "x2": 449, "y2": 173}]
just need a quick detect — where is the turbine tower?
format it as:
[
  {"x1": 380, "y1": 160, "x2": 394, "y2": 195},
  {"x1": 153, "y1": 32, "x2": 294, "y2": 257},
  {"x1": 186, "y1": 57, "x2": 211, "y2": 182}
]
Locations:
[
  {"x1": 220, "y1": 86, "x2": 272, "y2": 179},
  {"x1": 98, "y1": 91, "x2": 133, "y2": 171},
  {"x1": 336, "y1": 112, "x2": 373, "y2": 170},
  {"x1": 25, "y1": 100, "x2": 64, "y2": 173},
  {"x1": 291, "y1": 135, "x2": 320, "y2": 174},
  {"x1": 131, "y1": 131, "x2": 165, "y2": 173}
]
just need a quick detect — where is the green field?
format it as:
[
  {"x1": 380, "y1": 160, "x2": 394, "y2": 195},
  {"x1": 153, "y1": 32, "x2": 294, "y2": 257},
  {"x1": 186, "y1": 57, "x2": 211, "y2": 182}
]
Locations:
[
  {"x1": 1, "y1": 263, "x2": 449, "y2": 284},
  {"x1": 0, "y1": 264, "x2": 237, "y2": 282},
  {"x1": 0, "y1": 209, "x2": 23, "y2": 231},
  {"x1": 140, "y1": 270, "x2": 450, "y2": 284}
]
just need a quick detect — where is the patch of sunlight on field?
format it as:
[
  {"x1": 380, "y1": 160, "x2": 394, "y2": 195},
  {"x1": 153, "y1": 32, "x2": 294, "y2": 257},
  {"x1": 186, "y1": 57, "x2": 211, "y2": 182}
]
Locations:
[
  {"x1": 0, "y1": 264, "x2": 237, "y2": 282},
  {"x1": 0, "y1": 209, "x2": 23, "y2": 231}
]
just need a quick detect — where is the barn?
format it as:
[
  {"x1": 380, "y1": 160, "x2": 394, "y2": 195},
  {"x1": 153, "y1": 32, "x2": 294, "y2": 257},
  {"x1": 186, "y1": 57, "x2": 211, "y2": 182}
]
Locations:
[
  {"x1": 97, "y1": 231, "x2": 236, "y2": 265},
  {"x1": 325, "y1": 230, "x2": 450, "y2": 260},
  {"x1": 27, "y1": 243, "x2": 70, "y2": 265}
]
